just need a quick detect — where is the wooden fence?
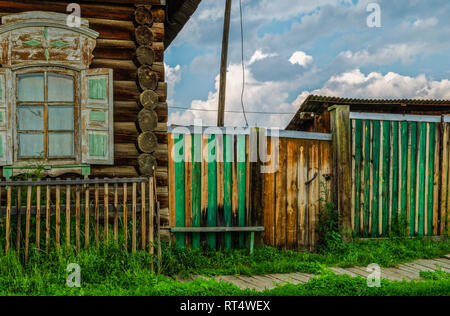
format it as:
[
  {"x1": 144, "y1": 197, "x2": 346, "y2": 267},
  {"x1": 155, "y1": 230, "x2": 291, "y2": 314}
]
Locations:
[
  {"x1": 261, "y1": 132, "x2": 332, "y2": 251},
  {"x1": 350, "y1": 112, "x2": 447, "y2": 237},
  {"x1": 0, "y1": 177, "x2": 161, "y2": 264},
  {"x1": 168, "y1": 127, "x2": 333, "y2": 251}
]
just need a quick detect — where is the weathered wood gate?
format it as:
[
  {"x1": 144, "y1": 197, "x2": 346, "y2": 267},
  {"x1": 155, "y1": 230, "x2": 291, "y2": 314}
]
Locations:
[
  {"x1": 168, "y1": 127, "x2": 332, "y2": 251},
  {"x1": 350, "y1": 112, "x2": 446, "y2": 237}
]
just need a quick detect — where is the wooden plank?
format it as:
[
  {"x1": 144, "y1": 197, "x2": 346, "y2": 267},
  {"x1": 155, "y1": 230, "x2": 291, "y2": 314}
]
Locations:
[
  {"x1": 174, "y1": 134, "x2": 186, "y2": 247},
  {"x1": 94, "y1": 184, "x2": 99, "y2": 245},
  {"x1": 400, "y1": 122, "x2": 408, "y2": 224},
  {"x1": 232, "y1": 135, "x2": 239, "y2": 247},
  {"x1": 286, "y1": 139, "x2": 298, "y2": 249},
  {"x1": 363, "y1": 120, "x2": 371, "y2": 237},
  {"x1": 216, "y1": 134, "x2": 225, "y2": 249},
  {"x1": 46, "y1": 185, "x2": 50, "y2": 253},
  {"x1": 55, "y1": 185, "x2": 60, "y2": 251},
  {"x1": 35, "y1": 185, "x2": 41, "y2": 251},
  {"x1": 351, "y1": 120, "x2": 356, "y2": 231},
  {"x1": 84, "y1": 185, "x2": 90, "y2": 249},
  {"x1": 391, "y1": 121, "x2": 399, "y2": 231},
  {"x1": 443, "y1": 123, "x2": 450, "y2": 235},
  {"x1": 66, "y1": 185, "x2": 71, "y2": 248},
  {"x1": 123, "y1": 183, "x2": 127, "y2": 250},
  {"x1": 16, "y1": 187, "x2": 22, "y2": 252},
  {"x1": 208, "y1": 134, "x2": 218, "y2": 249},
  {"x1": 349, "y1": 112, "x2": 441, "y2": 123},
  {"x1": 148, "y1": 178, "x2": 155, "y2": 258},
  {"x1": 201, "y1": 134, "x2": 209, "y2": 246},
  {"x1": 192, "y1": 134, "x2": 202, "y2": 249},
  {"x1": 354, "y1": 120, "x2": 362, "y2": 233},
  {"x1": 184, "y1": 134, "x2": 192, "y2": 248},
  {"x1": 237, "y1": 135, "x2": 246, "y2": 248},
  {"x1": 309, "y1": 143, "x2": 320, "y2": 250},
  {"x1": 417, "y1": 122, "x2": 426, "y2": 236},
  {"x1": 410, "y1": 122, "x2": 418, "y2": 236},
  {"x1": 224, "y1": 134, "x2": 233, "y2": 249},
  {"x1": 132, "y1": 182, "x2": 137, "y2": 252},
  {"x1": 432, "y1": 123, "x2": 440, "y2": 235},
  {"x1": 75, "y1": 185, "x2": 81, "y2": 251},
  {"x1": 141, "y1": 181, "x2": 146, "y2": 250},
  {"x1": 275, "y1": 138, "x2": 287, "y2": 249},
  {"x1": 168, "y1": 134, "x2": 176, "y2": 231},
  {"x1": 381, "y1": 120, "x2": 390, "y2": 236},
  {"x1": 426, "y1": 123, "x2": 435, "y2": 236},
  {"x1": 113, "y1": 183, "x2": 118, "y2": 242},
  {"x1": 371, "y1": 120, "x2": 381, "y2": 237},
  {"x1": 25, "y1": 185, "x2": 31, "y2": 262},
  {"x1": 5, "y1": 186, "x2": 11, "y2": 254},
  {"x1": 263, "y1": 137, "x2": 275, "y2": 247}
]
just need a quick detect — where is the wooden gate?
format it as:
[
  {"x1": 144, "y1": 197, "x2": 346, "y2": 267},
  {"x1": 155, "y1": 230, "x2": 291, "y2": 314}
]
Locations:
[{"x1": 350, "y1": 112, "x2": 444, "y2": 237}]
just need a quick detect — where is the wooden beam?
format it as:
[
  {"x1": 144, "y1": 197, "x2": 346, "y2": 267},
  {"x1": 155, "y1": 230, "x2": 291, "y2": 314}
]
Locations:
[
  {"x1": 217, "y1": 0, "x2": 232, "y2": 127},
  {"x1": 329, "y1": 105, "x2": 352, "y2": 240}
]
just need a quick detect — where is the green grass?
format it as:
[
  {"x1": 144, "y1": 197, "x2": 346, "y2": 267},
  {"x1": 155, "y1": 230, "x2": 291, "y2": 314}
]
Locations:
[{"x1": 0, "y1": 237, "x2": 448, "y2": 296}]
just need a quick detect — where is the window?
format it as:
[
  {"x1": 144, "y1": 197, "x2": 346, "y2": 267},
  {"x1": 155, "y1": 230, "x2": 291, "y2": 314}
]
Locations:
[
  {"x1": 0, "y1": 11, "x2": 115, "y2": 171},
  {"x1": 16, "y1": 71, "x2": 77, "y2": 159}
]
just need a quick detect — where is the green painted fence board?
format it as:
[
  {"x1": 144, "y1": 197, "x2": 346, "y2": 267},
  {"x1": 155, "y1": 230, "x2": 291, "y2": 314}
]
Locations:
[
  {"x1": 400, "y1": 122, "x2": 408, "y2": 221},
  {"x1": 381, "y1": 121, "x2": 390, "y2": 236},
  {"x1": 354, "y1": 120, "x2": 362, "y2": 233},
  {"x1": 371, "y1": 120, "x2": 381, "y2": 237},
  {"x1": 207, "y1": 135, "x2": 217, "y2": 249},
  {"x1": 363, "y1": 120, "x2": 371, "y2": 237},
  {"x1": 192, "y1": 134, "x2": 202, "y2": 249},
  {"x1": 427, "y1": 123, "x2": 436, "y2": 236},
  {"x1": 417, "y1": 123, "x2": 427, "y2": 236},
  {"x1": 391, "y1": 121, "x2": 399, "y2": 230},
  {"x1": 237, "y1": 135, "x2": 246, "y2": 248},
  {"x1": 174, "y1": 134, "x2": 186, "y2": 247},
  {"x1": 410, "y1": 122, "x2": 417, "y2": 236},
  {"x1": 223, "y1": 134, "x2": 232, "y2": 250}
]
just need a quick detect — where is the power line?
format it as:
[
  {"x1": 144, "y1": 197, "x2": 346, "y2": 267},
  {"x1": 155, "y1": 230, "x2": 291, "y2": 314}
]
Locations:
[{"x1": 170, "y1": 106, "x2": 296, "y2": 115}]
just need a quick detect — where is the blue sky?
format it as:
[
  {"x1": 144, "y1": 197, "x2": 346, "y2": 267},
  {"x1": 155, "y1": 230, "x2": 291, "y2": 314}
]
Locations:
[{"x1": 166, "y1": 0, "x2": 450, "y2": 128}]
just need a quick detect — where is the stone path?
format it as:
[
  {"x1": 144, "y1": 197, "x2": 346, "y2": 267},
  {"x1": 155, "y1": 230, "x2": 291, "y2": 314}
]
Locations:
[{"x1": 179, "y1": 255, "x2": 450, "y2": 291}]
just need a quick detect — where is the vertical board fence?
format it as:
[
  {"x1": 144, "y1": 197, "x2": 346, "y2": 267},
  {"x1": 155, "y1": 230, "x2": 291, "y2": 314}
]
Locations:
[
  {"x1": 440, "y1": 116, "x2": 450, "y2": 235},
  {"x1": 168, "y1": 129, "x2": 250, "y2": 250},
  {"x1": 261, "y1": 132, "x2": 333, "y2": 251},
  {"x1": 0, "y1": 177, "x2": 161, "y2": 265},
  {"x1": 350, "y1": 112, "x2": 445, "y2": 237},
  {"x1": 168, "y1": 128, "x2": 333, "y2": 251}
]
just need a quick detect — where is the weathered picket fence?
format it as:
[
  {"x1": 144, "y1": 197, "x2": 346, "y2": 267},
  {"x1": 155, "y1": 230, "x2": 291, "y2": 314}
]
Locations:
[
  {"x1": 168, "y1": 127, "x2": 333, "y2": 251},
  {"x1": 351, "y1": 112, "x2": 448, "y2": 237},
  {"x1": 0, "y1": 177, "x2": 161, "y2": 264}
]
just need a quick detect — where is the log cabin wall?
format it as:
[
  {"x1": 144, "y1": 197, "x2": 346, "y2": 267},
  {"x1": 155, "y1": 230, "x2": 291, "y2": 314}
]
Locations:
[{"x1": 0, "y1": 1, "x2": 169, "y2": 211}]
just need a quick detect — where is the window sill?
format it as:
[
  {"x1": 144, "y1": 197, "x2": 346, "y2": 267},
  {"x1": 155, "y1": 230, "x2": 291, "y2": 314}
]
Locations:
[{"x1": 3, "y1": 165, "x2": 91, "y2": 180}]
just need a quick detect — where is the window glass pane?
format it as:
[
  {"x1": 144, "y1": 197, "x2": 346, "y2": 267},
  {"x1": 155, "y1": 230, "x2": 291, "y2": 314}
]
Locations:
[
  {"x1": 18, "y1": 73, "x2": 44, "y2": 102},
  {"x1": 49, "y1": 132, "x2": 74, "y2": 157},
  {"x1": 48, "y1": 106, "x2": 74, "y2": 131},
  {"x1": 18, "y1": 106, "x2": 44, "y2": 131},
  {"x1": 18, "y1": 133, "x2": 44, "y2": 157},
  {"x1": 48, "y1": 74, "x2": 74, "y2": 102}
]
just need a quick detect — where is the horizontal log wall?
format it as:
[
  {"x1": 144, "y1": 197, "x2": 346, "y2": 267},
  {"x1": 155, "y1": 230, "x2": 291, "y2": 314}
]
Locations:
[{"x1": 0, "y1": 1, "x2": 169, "y2": 212}]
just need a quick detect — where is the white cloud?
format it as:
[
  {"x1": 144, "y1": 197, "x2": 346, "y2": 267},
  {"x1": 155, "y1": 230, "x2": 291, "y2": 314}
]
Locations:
[
  {"x1": 289, "y1": 51, "x2": 313, "y2": 68},
  {"x1": 249, "y1": 50, "x2": 277, "y2": 65},
  {"x1": 413, "y1": 17, "x2": 438, "y2": 29},
  {"x1": 294, "y1": 69, "x2": 450, "y2": 107},
  {"x1": 169, "y1": 63, "x2": 298, "y2": 128},
  {"x1": 164, "y1": 63, "x2": 182, "y2": 104}
]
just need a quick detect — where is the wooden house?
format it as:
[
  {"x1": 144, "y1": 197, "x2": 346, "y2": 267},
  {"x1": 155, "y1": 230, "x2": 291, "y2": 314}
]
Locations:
[{"x1": 0, "y1": 0, "x2": 201, "y2": 216}]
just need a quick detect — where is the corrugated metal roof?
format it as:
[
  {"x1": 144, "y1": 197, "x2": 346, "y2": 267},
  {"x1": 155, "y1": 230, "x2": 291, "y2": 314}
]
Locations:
[
  {"x1": 299, "y1": 95, "x2": 450, "y2": 112},
  {"x1": 286, "y1": 95, "x2": 450, "y2": 130}
]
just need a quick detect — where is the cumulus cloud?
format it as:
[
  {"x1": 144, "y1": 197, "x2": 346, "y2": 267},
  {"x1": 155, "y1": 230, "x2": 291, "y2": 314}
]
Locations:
[
  {"x1": 164, "y1": 63, "x2": 182, "y2": 104},
  {"x1": 289, "y1": 51, "x2": 313, "y2": 68},
  {"x1": 249, "y1": 50, "x2": 278, "y2": 65},
  {"x1": 293, "y1": 69, "x2": 450, "y2": 106}
]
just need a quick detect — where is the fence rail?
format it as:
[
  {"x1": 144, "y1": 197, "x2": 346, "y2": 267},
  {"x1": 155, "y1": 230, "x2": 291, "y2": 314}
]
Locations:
[{"x1": 0, "y1": 177, "x2": 161, "y2": 265}]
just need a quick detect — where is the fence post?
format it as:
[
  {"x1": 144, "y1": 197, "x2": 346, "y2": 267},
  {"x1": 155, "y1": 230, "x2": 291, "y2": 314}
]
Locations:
[{"x1": 329, "y1": 105, "x2": 352, "y2": 240}]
